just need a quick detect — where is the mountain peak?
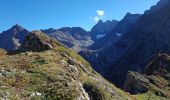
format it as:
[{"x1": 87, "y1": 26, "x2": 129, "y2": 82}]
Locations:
[
  {"x1": 0, "y1": 24, "x2": 29, "y2": 51},
  {"x1": 125, "y1": 12, "x2": 132, "y2": 17},
  {"x1": 97, "y1": 20, "x2": 104, "y2": 24},
  {"x1": 4, "y1": 24, "x2": 28, "y2": 36},
  {"x1": 13, "y1": 24, "x2": 22, "y2": 27},
  {"x1": 11, "y1": 24, "x2": 24, "y2": 31}
]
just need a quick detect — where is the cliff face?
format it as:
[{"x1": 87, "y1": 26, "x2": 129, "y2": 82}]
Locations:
[{"x1": 0, "y1": 31, "x2": 131, "y2": 100}]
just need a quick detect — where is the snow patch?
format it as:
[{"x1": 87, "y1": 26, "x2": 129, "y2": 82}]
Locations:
[
  {"x1": 115, "y1": 33, "x2": 122, "y2": 37},
  {"x1": 96, "y1": 34, "x2": 106, "y2": 39}
]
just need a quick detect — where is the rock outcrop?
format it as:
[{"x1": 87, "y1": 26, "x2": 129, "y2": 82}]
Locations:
[
  {"x1": 124, "y1": 71, "x2": 150, "y2": 94},
  {"x1": 20, "y1": 31, "x2": 55, "y2": 52}
]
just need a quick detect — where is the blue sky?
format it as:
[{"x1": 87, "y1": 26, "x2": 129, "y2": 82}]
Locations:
[{"x1": 0, "y1": 0, "x2": 159, "y2": 32}]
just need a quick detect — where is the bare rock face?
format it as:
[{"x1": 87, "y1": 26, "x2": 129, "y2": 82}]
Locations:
[{"x1": 21, "y1": 31, "x2": 54, "y2": 52}]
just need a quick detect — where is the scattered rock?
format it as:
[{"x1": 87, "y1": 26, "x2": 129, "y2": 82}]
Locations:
[{"x1": 30, "y1": 92, "x2": 42, "y2": 97}]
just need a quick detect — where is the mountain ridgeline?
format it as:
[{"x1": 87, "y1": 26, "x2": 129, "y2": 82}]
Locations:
[
  {"x1": 0, "y1": 19, "x2": 120, "y2": 52},
  {"x1": 41, "y1": 27, "x2": 93, "y2": 52}
]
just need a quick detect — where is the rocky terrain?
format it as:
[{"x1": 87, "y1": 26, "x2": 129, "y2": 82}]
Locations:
[
  {"x1": 0, "y1": 31, "x2": 132, "y2": 100},
  {"x1": 124, "y1": 54, "x2": 170, "y2": 99}
]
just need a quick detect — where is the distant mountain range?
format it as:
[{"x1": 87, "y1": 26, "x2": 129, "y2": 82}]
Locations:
[
  {"x1": 0, "y1": 25, "x2": 93, "y2": 52},
  {"x1": 1, "y1": 10, "x2": 140, "y2": 52},
  {"x1": 0, "y1": 18, "x2": 121, "y2": 52}
]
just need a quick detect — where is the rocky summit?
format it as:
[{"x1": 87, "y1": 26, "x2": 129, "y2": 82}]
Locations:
[
  {"x1": 0, "y1": 31, "x2": 132, "y2": 100},
  {"x1": 20, "y1": 31, "x2": 58, "y2": 52}
]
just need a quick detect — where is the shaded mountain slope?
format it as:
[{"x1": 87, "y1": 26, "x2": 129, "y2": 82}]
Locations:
[
  {"x1": 83, "y1": 0, "x2": 170, "y2": 88},
  {"x1": 102, "y1": 0, "x2": 170, "y2": 87}
]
